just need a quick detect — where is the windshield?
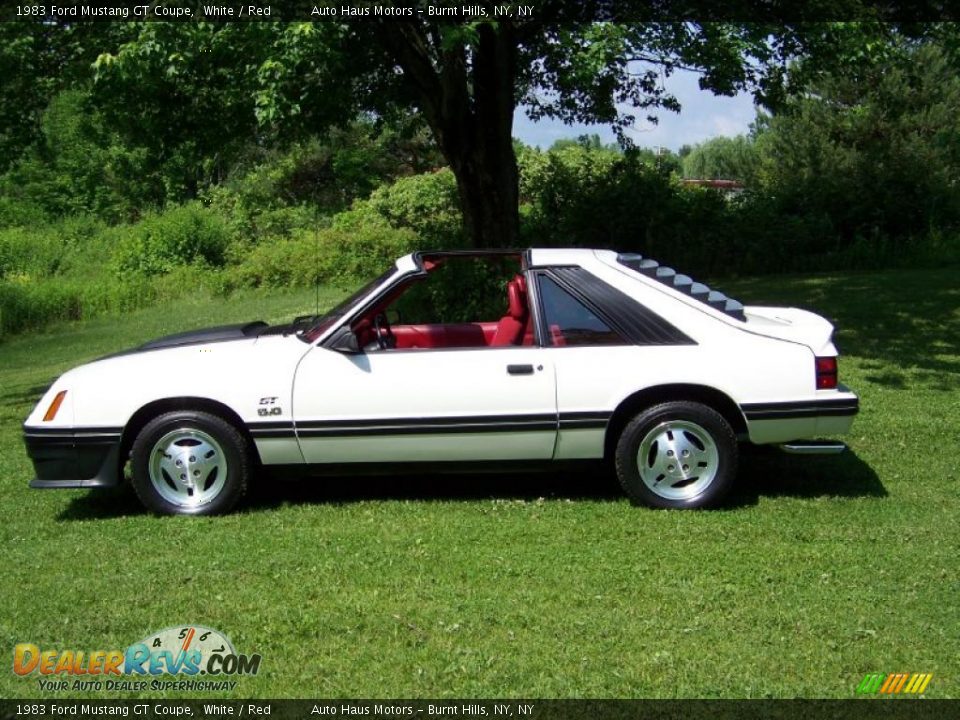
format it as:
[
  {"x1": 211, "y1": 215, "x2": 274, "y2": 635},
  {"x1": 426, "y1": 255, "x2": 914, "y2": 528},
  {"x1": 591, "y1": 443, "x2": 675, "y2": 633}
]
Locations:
[{"x1": 299, "y1": 267, "x2": 398, "y2": 343}]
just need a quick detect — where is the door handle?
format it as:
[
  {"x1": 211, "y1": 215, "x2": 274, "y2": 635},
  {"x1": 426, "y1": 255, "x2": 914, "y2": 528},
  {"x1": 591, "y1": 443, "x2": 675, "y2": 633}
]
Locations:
[{"x1": 507, "y1": 364, "x2": 534, "y2": 375}]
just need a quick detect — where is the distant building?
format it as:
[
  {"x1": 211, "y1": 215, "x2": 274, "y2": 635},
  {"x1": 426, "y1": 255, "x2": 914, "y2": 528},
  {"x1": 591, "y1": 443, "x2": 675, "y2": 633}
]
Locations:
[{"x1": 680, "y1": 178, "x2": 745, "y2": 198}]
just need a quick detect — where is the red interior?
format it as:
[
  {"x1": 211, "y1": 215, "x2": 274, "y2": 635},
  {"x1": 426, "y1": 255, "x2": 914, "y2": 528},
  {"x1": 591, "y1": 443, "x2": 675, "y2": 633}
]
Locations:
[
  {"x1": 391, "y1": 322, "x2": 497, "y2": 349},
  {"x1": 489, "y1": 275, "x2": 529, "y2": 346},
  {"x1": 549, "y1": 324, "x2": 567, "y2": 347},
  {"x1": 359, "y1": 273, "x2": 534, "y2": 350}
]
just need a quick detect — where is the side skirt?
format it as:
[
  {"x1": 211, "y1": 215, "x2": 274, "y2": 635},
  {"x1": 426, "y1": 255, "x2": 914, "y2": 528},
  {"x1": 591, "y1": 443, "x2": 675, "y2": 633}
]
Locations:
[{"x1": 262, "y1": 459, "x2": 606, "y2": 480}]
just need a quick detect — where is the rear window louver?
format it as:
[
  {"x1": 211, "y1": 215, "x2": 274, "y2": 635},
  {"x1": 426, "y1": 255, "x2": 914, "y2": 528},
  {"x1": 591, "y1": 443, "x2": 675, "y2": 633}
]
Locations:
[{"x1": 616, "y1": 254, "x2": 747, "y2": 322}]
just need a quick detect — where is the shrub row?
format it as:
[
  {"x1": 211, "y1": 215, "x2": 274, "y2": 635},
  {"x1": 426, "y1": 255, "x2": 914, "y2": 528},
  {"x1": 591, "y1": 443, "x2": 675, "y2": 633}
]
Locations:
[
  {"x1": 0, "y1": 275, "x2": 156, "y2": 338},
  {"x1": 2, "y1": 144, "x2": 957, "y2": 339}
]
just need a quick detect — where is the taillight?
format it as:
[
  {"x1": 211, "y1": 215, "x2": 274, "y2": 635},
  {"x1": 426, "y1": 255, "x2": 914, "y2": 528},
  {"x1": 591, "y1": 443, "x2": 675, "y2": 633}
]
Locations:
[
  {"x1": 42, "y1": 390, "x2": 67, "y2": 421},
  {"x1": 815, "y1": 357, "x2": 838, "y2": 390}
]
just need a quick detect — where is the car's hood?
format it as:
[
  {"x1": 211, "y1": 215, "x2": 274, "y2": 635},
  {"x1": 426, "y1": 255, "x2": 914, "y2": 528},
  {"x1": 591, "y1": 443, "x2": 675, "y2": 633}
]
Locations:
[
  {"x1": 743, "y1": 306, "x2": 837, "y2": 355},
  {"x1": 99, "y1": 321, "x2": 274, "y2": 361},
  {"x1": 136, "y1": 321, "x2": 269, "y2": 351}
]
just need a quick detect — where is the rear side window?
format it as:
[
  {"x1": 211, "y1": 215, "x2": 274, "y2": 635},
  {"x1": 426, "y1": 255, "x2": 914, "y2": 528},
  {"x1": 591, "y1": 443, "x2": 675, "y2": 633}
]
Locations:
[{"x1": 537, "y1": 275, "x2": 627, "y2": 347}]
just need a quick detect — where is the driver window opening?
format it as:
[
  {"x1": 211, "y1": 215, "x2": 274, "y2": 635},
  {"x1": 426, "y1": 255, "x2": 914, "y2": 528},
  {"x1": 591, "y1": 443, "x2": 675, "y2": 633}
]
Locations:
[{"x1": 352, "y1": 255, "x2": 535, "y2": 351}]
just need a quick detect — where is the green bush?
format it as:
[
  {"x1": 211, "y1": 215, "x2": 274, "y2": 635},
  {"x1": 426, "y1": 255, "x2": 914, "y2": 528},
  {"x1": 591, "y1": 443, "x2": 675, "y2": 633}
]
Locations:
[
  {"x1": 518, "y1": 144, "x2": 744, "y2": 275},
  {"x1": 0, "y1": 216, "x2": 123, "y2": 285},
  {"x1": 113, "y1": 202, "x2": 231, "y2": 276},
  {"x1": 202, "y1": 182, "x2": 323, "y2": 248},
  {"x1": 0, "y1": 89, "x2": 162, "y2": 223},
  {"x1": 221, "y1": 133, "x2": 391, "y2": 214},
  {"x1": 682, "y1": 135, "x2": 759, "y2": 183},
  {"x1": 223, "y1": 222, "x2": 420, "y2": 291},
  {"x1": 0, "y1": 196, "x2": 49, "y2": 228},
  {"x1": 334, "y1": 169, "x2": 463, "y2": 247},
  {"x1": 0, "y1": 274, "x2": 157, "y2": 338},
  {"x1": 520, "y1": 144, "x2": 663, "y2": 250},
  {"x1": 202, "y1": 123, "x2": 444, "y2": 249},
  {"x1": 0, "y1": 227, "x2": 65, "y2": 280}
]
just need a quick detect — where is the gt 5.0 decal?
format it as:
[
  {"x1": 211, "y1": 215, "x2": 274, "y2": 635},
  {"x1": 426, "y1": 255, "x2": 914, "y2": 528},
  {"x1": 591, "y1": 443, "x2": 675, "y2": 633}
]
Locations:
[{"x1": 258, "y1": 397, "x2": 282, "y2": 416}]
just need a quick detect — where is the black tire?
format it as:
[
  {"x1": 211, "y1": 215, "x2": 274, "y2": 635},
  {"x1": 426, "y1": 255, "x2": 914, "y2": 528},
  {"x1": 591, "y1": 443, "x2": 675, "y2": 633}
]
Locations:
[
  {"x1": 614, "y1": 401, "x2": 737, "y2": 509},
  {"x1": 129, "y1": 410, "x2": 250, "y2": 516}
]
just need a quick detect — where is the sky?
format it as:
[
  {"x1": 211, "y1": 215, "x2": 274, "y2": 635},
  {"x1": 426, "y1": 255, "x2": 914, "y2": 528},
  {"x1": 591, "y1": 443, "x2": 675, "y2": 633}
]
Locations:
[{"x1": 512, "y1": 68, "x2": 758, "y2": 151}]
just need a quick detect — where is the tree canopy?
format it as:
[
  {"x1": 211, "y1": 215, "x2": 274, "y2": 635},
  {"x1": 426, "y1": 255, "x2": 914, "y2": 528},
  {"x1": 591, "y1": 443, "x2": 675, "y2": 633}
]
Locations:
[
  {"x1": 4, "y1": 14, "x2": 947, "y2": 246},
  {"x1": 80, "y1": 13, "x2": 924, "y2": 245}
]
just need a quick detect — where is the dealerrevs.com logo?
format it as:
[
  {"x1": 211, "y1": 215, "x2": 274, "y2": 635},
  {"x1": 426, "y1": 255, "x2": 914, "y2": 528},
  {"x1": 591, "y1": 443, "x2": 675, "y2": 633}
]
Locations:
[{"x1": 13, "y1": 626, "x2": 261, "y2": 693}]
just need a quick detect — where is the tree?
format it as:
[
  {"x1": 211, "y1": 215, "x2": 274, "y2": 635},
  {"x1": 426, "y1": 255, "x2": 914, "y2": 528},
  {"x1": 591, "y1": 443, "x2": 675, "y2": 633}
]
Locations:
[
  {"x1": 2, "y1": 88, "x2": 158, "y2": 220},
  {"x1": 367, "y1": 21, "x2": 865, "y2": 246},
  {"x1": 751, "y1": 40, "x2": 960, "y2": 244},
  {"x1": 0, "y1": 22, "x2": 133, "y2": 172},
  {"x1": 92, "y1": 13, "x2": 914, "y2": 247},
  {"x1": 92, "y1": 23, "x2": 285, "y2": 198},
  {"x1": 682, "y1": 135, "x2": 759, "y2": 183}
]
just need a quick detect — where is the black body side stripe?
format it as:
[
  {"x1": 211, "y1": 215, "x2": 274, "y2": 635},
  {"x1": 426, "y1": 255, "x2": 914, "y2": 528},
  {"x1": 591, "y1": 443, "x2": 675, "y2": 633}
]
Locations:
[
  {"x1": 559, "y1": 411, "x2": 611, "y2": 430},
  {"x1": 296, "y1": 413, "x2": 556, "y2": 429},
  {"x1": 298, "y1": 421, "x2": 556, "y2": 438},
  {"x1": 23, "y1": 426, "x2": 123, "y2": 436},
  {"x1": 23, "y1": 426, "x2": 123, "y2": 441},
  {"x1": 297, "y1": 413, "x2": 557, "y2": 438},
  {"x1": 248, "y1": 421, "x2": 296, "y2": 439},
  {"x1": 741, "y1": 398, "x2": 859, "y2": 420},
  {"x1": 248, "y1": 412, "x2": 612, "y2": 439}
]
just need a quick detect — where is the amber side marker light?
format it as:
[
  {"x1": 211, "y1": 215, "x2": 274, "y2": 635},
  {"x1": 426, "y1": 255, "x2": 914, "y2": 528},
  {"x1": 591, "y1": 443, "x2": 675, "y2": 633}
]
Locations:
[{"x1": 43, "y1": 390, "x2": 67, "y2": 421}]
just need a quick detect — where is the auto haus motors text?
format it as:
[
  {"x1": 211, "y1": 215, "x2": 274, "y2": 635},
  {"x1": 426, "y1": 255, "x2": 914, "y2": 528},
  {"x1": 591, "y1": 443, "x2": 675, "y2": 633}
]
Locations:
[{"x1": 13, "y1": 640, "x2": 261, "y2": 691}]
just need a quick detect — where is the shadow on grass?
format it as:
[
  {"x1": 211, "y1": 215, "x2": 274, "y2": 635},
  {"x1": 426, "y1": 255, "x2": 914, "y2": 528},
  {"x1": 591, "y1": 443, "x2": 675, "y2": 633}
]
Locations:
[
  {"x1": 56, "y1": 448, "x2": 883, "y2": 519},
  {"x1": 245, "y1": 466, "x2": 624, "y2": 509},
  {"x1": 56, "y1": 486, "x2": 145, "y2": 521},
  {"x1": 727, "y1": 267, "x2": 959, "y2": 390},
  {"x1": 730, "y1": 446, "x2": 885, "y2": 507},
  {"x1": 54, "y1": 469, "x2": 625, "y2": 521}
]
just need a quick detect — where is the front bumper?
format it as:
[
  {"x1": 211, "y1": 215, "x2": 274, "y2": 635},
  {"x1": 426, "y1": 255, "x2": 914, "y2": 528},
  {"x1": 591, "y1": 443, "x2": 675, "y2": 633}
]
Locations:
[{"x1": 23, "y1": 426, "x2": 123, "y2": 488}]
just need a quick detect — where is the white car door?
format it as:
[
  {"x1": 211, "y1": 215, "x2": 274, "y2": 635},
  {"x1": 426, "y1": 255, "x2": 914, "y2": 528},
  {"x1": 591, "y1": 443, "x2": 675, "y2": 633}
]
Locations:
[{"x1": 292, "y1": 346, "x2": 557, "y2": 464}]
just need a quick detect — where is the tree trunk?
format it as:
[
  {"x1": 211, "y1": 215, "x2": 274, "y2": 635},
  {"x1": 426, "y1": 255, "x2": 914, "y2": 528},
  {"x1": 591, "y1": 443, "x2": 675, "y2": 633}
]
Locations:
[
  {"x1": 445, "y1": 126, "x2": 519, "y2": 249},
  {"x1": 380, "y1": 22, "x2": 520, "y2": 248}
]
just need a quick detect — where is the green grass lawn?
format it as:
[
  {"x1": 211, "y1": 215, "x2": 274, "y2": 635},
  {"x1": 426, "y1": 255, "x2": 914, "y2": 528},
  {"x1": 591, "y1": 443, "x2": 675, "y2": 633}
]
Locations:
[{"x1": 0, "y1": 268, "x2": 957, "y2": 699}]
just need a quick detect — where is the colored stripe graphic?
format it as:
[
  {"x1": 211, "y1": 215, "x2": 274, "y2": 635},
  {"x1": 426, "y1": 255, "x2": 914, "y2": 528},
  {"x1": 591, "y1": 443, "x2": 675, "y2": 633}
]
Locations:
[
  {"x1": 879, "y1": 674, "x2": 897, "y2": 693},
  {"x1": 856, "y1": 673, "x2": 885, "y2": 694},
  {"x1": 859, "y1": 672, "x2": 932, "y2": 695},
  {"x1": 891, "y1": 674, "x2": 909, "y2": 693},
  {"x1": 911, "y1": 674, "x2": 933, "y2": 694}
]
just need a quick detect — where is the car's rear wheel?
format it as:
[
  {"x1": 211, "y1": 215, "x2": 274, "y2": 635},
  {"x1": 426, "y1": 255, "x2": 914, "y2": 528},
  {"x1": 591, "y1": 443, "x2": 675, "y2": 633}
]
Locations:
[
  {"x1": 130, "y1": 410, "x2": 249, "y2": 515},
  {"x1": 615, "y1": 401, "x2": 737, "y2": 509}
]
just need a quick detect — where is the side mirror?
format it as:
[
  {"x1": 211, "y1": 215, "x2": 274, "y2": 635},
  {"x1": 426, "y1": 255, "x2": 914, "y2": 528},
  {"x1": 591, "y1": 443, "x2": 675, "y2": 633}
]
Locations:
[{"x1": 327, "y1": 326, "x2": 361, "y2": 354}]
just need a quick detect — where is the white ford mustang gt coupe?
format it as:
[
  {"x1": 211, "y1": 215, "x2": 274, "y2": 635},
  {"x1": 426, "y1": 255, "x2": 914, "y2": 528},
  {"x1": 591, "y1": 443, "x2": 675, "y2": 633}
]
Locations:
[{"x1": 24, "y1": 248, "x2": 859, "y2": 515}]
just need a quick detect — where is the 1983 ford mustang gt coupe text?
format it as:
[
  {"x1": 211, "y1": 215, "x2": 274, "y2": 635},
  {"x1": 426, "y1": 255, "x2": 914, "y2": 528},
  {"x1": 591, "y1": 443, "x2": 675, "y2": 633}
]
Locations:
[{"x1": 24, "y1": 249, "x2": 859, "y2": 515}]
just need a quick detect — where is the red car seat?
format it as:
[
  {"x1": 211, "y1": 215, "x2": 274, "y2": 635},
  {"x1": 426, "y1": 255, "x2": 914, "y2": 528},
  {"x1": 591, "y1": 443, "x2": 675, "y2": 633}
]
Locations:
[{"x1": 490, "y1": 275, "x2": 528, "y2": 346}]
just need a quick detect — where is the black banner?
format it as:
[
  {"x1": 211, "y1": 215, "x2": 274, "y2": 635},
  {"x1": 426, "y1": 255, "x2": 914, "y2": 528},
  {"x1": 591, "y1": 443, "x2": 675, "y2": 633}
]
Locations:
[
  {"x1": 2, "y1": 700, "x2": 960, "y2": 720},
  {"x1": 1, "y1": 0, "x2": 959, "y2": 23}
]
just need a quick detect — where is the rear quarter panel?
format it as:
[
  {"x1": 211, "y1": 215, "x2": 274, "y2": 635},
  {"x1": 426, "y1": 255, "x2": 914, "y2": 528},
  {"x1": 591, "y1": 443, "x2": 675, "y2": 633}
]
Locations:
[{"x1": 556, "y1": 255, "x2": 820, "y2": 447}]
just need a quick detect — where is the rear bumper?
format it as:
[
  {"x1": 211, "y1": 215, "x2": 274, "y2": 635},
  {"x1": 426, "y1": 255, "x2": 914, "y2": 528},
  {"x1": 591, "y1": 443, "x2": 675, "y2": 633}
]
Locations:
[
  {"x1": 23, "y1": 426, "x2": 123, "y2": 488},
  {"x1": 778, "y1": 441, "x2": 847, "y2": 454},
  {"x1": 741, "y1": 392, "x2": 859, "y2": 445}
]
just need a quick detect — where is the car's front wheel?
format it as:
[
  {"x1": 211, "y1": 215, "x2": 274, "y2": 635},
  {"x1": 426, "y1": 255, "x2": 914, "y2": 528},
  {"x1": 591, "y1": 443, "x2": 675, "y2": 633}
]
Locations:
[
  {"x1": 130, "y1": 410, "x2": 250, "y2": 515},
  {"x1": 615, "y1": 401, "x2": 737, "y2": 509}
]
